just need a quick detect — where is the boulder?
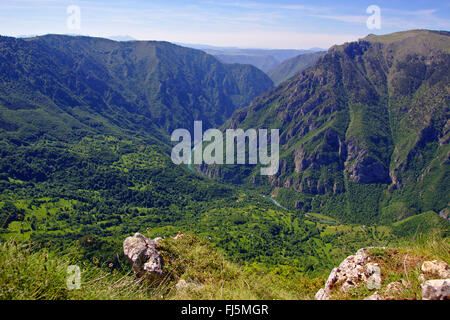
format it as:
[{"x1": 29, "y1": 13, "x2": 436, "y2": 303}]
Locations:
[
  {"x1": 422, "y1": 279, "x2": 450, "y2": 300},
  {"x1": 123, "y1": 233, "x2": 164, "y2": 278},
  {"x1": 314, "y1": 247, "x2": 383, "y2": 300},
  {"x1": 421, "y1": 260, "x2": 450, "y2": 279}
]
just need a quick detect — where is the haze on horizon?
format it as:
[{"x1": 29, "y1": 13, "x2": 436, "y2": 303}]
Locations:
[{"x1": 0, "y1": 0, "x2": 449, "y2": 50}]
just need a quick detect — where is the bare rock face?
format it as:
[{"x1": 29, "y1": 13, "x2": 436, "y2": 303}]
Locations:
[
  {"x1": 345, "y1": 142, "x2": 390, "y2": 184},
  {"x1": 123, "y1": 233, "x2": 164, "y2": 278},
  {"x1": 314, "y1": 248, "x2": 382, "y2": 300},
  {"x1": 422, "y1": 279, "x2": 450, "y2": 300},
  {"x1": 421, "y1": 260, "x2": 450, "y2": 279}
]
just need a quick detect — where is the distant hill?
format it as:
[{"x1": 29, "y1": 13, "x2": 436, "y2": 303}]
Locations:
[
  {"x1": 268, "y1": 51, "x2": 326, "y2": 86},
  {"x1": 180, "y1": 43, "x2": 324, "y2": 72}
]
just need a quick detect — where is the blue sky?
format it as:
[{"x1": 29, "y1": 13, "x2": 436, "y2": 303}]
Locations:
[{"x1": 0, "y1": 0, "x2": 449, "y2": 49}]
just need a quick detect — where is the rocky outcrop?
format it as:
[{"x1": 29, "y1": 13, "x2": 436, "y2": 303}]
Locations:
[
  {"x1": 422, "y1": 279, "x2": 450, "y2": 300},
  {"x1": 345, "y1": 140, "x2": 390, "y2": 184},
  {"x1": 421, "y1": 260, "x2": 450, "y2": 279},
  {"x1": 123, "y1": 233, "x2": 164, "y2": 278},
  {"x1": 317, "y1": 248, "x2": 450, "y2": 300},
  {"x1": 419, "y1": 260, "x2": 450, "y2": 300},
  {"x1": 314, "y1": 248, "x2": 382, "y2": 300}
]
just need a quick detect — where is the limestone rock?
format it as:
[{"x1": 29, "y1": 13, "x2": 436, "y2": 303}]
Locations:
[
  {"x1": 421, "y1": 260, "x2": 450, "y2": 279},
  {"x1": 123, "y1": 233, "x2": 164, "y2": 278},
  {"x1": 345, "y1": 141, "x2": 390, "y2": 184},
  {"x1": 314, "y1": 247, "x2": 384, "y2": 300},
  {"x1": 366, "y1": 263, "x2": 382, "y2": 290},
  {"x1": 422, "y1": 279, "x2": 450, "y2": 300},
  {"x1": 314, "y1": 288, "x2": 330, "y2": 300}
]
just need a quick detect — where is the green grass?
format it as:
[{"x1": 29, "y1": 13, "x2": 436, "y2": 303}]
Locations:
[
  {"x1": 0, "y1": 239, "x2": 156, "y2": 300},
  {"x1": 2, "y1": 232, "x2": 447, "y2": 300},
  {"x1": 0, "y1": 235, "x2": 325, "y2": 300},
  {"x1": 305, "y1": 213, "x2": 338, "y2": 223}
]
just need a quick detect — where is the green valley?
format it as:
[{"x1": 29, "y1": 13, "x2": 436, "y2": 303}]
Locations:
[{"x1": 0, "y1": 30, "x2": 448, "y2": 301}]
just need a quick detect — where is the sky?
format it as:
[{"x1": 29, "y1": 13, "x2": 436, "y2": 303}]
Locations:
[{"x1": 0, "y1": 0, "x2": 449, "y2": 49}]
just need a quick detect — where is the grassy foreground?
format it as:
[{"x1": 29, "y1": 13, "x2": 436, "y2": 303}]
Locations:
[
  {"x1": 0, "y1": 234, "x2": 324, "y2": 300},
  {"x1": 1, "y1": 232, "x2": 448, "y2": 300}
]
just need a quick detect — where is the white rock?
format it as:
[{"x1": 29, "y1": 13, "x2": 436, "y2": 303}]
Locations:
[
  {"x1": 366, "y1": 263, "x2": 381, "y2": 290},
  {"x1": 422, "y1": 279, "x2": 450, "y2": 300},
  {"x1": 421, "y1": 260, "x2": 450, "y2": 279},
  {"x1": 314, "y1": 288, "x2": 330, "y2": 300},
  {"x1": 123, "y1": 233, "x2": 164, "y2": 278},
  {"x1": 314, "y1": 247, "x2": 384, "y2": 299}
]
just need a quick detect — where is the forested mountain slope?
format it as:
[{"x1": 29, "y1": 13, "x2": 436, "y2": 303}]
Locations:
[
  {"x1": 221, "y1": 30, "x2": 450, "y2": 224},
  {"x1": 0, "y1": 34, "x2": 273, "y2": 141},
  {"x1": 268, "y1": 51, "x2": 326, "y2": 86}
]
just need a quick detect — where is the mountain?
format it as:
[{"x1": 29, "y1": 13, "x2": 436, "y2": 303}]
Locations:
[
  {"x1": 267, "y1": 51, "x2": 326, "y2": 86},
  {"x1": 212, "y1": 53, "x2": 281, "y2": 73},
  {"x1": 222, "y1": 30, "x2": 450, "y2": 224},
  {"x1": 0, "y1": 31, "x2": 448, "y2": 300},
  {"x1": 0, "y1": 34, "x2": 273, "y2": 141},
  {"x1": 180, "y1": 44, "x2": 316, "y2": 72},
  {"x1": 0, "y1": 34, "x2": 347, "y2": 272}
]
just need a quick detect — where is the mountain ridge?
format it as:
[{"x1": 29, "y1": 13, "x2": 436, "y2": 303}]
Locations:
[
  {"x1": 0, "y1": 34, "x2": 273, "y2": 143},
  {"x1": 267, "y1": 51, "x2": 327, "y2": 86},
  {"x1": 217, "y1": 30, "x2": 449, "y2": 224}
]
